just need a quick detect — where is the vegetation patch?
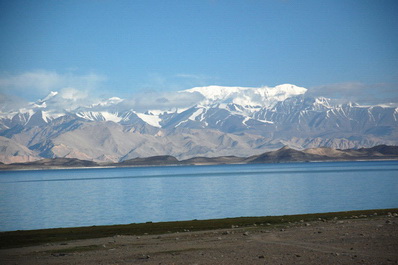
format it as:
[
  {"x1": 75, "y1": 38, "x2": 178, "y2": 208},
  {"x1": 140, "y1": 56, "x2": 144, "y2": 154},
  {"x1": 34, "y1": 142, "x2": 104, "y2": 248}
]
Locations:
[{"x1": 44, "y1": 244, "x2": 104, "y2": 254}]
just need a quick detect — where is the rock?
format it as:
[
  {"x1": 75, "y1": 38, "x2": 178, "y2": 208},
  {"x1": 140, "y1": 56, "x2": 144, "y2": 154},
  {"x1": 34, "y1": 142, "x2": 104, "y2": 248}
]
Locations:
[
  {"x1": 243, "y1": 231, "x2": 250, "y2": 236},
  {"x1": 305, "y1": 223, "x2": 311, "y2": 226},
  {"x1": 139, "y1": 255, "x2": 150, "y2": 260},
  {"x1": 295, "y1": 254, "x2": 301, "y2": 257},
  {"x1": 258, "y1": 255, "x2": 265, "y2": 259},
  {"x1": 51, "y1": 253, "x2": 66, "y2": 257},
  {"x1": 222, "y1": 231, "x2": 230, "y2": 235}
]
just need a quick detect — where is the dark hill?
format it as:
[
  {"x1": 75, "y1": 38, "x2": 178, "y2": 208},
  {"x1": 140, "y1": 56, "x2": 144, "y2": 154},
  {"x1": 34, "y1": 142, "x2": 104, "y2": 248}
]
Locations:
[
  {"x1": 9, "y1": 158, "x2": 98, "y2": 168},
  {"x1": 246, "y1": 146, "x2": 325, "y2": 163},
  {"x1": 118, "y1": 155, "x2": 179, "y2": 166}
]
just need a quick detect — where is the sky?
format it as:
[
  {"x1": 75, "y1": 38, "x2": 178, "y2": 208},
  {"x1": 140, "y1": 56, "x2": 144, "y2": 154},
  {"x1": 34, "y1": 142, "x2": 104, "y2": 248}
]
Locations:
[{"x1": 0, "y1": 0, "x2": 397, "y2": 106}]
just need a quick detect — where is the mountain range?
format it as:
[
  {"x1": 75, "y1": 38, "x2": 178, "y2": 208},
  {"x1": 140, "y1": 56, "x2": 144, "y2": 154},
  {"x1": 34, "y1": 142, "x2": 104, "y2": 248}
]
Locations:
[
  {"x1": 1, "y1": 84, "x2": 397, "y2": 164},
  {"x1": 1, "y1": 145, "x2": 397, "y2": 170}
]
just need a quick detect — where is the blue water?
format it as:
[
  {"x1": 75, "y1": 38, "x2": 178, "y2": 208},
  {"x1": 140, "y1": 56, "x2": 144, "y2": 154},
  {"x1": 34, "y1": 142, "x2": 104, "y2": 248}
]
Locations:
[{"x1": 0, "y1": 161, "x2": 397, "y2": 231}]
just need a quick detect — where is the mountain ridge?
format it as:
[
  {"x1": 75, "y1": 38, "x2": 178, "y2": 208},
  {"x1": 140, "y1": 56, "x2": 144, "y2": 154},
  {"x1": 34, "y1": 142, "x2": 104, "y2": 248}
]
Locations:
[{"x1": 1, "y1": 84, "x2": 397, "y2": 163}]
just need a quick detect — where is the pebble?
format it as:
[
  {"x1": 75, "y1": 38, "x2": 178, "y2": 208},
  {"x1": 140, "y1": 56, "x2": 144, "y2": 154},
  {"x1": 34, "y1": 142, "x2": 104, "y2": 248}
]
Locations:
[
  {"x1": 51, "y1": 253, "x2": 67, "y2": 257},
  {"x1": 139, "y1": 255, "x2": 150, "y2": 260}
]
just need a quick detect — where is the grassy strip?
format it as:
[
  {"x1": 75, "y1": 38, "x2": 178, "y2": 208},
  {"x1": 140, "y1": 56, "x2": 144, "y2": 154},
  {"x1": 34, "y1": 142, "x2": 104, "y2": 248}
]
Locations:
[
  {"x1": 1, "y1": 208, "x2": 396, "y2": 249},
  {"x1": 45, "y1": 244, "x2": 104, "y2": 254}
]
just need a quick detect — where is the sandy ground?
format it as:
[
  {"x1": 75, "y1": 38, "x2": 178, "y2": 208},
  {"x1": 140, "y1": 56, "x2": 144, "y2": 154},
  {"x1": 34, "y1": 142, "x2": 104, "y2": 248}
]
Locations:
[{"x1": 1, "y1": 214, "x2": 397, "y2": 265}]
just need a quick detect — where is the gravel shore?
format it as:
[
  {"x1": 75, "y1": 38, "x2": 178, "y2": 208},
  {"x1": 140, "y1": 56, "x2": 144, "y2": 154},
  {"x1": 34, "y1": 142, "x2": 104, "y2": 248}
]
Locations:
[{"x1": 1, "y1": 213, "x2": 397, "y2": 265}]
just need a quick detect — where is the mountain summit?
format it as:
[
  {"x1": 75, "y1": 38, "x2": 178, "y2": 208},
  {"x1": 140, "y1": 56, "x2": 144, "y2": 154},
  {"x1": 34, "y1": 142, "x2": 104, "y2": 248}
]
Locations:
[
  {"x1": 0, "y1": 84, "x2": 397, "y2": 163},
  {"x1": 184, "y1": 84, "x2": 307, "y2": 108}
]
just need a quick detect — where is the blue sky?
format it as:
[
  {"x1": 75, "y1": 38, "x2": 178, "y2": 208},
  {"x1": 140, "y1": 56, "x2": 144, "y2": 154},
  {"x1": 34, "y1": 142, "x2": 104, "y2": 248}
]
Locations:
[{"x1": 0, "y1": 0, "x2": 397, "y2": 104}]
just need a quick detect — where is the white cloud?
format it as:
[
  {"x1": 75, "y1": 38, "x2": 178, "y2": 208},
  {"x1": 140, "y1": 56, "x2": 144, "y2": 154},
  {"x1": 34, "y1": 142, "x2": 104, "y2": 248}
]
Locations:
[
  {"x1": 120, "y1": 91, "x2": 204, "y2": 112},
  {"x1": 308, "y1": 82, "x2": 398, "y2": 104},
  {"x1": 0, "y1": 70, "x2": 107, "y2": 100},
  {"x1": 60, "y1": 87, "x2": 88, "y2": 101},
  {"x1": 138, "y1": 72, "x2": 216, "y2": 93},
  {"x1": 0, "y1": 93, "x2": 27, "y2": 114}
]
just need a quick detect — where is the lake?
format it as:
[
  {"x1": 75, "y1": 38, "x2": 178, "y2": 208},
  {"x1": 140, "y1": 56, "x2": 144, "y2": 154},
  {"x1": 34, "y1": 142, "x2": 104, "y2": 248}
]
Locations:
[{"x1": 0, "y1": 161, "x2": 397, "y2": 231}]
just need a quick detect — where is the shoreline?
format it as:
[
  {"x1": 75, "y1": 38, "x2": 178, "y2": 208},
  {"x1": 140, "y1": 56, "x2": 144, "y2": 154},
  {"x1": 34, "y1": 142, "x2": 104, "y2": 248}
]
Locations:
[
  {"x1": 1, "y1": 209, "x2": 397, "y2": 265},
  {"x1": 1, "y1": 157, "x2": 397, "y2": 171},
  {"x1": 1, "y1": 208, "x2": 397, "y2": 249}
]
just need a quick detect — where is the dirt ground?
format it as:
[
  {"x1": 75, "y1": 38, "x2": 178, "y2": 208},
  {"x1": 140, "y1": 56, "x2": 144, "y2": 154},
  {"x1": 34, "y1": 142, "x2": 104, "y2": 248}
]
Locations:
[{"x1": 1, "y1": 214, "x2": 397, "y2": 265}]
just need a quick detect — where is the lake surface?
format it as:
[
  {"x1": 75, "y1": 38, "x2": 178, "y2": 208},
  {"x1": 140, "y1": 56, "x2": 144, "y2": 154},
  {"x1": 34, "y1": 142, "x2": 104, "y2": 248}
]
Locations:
[{"x1": 0, "y1": 161, "x2": 397, "y2": 231}]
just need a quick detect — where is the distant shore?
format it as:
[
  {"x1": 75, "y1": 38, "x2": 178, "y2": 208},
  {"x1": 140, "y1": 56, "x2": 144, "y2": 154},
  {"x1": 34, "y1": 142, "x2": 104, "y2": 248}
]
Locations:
[
  {"x1": 1, "y1": 145, "x2": 398, "y2": 171},
  {"x1": 1, "y1": 158, "x2": 398, "y2": 172}
]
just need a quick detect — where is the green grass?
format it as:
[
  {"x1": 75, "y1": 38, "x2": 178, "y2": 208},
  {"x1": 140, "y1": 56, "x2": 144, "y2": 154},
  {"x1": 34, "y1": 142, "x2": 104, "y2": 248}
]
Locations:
[
  {"x1": 1, "y1": 208, "x2": 396, "y2": 249},
  {"x1": 44, "y1": 244, "x2": 104, "y2": 254}
]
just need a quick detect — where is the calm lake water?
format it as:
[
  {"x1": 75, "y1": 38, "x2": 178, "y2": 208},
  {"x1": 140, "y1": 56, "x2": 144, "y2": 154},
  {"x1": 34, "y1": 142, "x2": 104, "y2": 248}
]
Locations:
[{"x1": 0, "y1": 161, "x2": 397, "y2": 231}]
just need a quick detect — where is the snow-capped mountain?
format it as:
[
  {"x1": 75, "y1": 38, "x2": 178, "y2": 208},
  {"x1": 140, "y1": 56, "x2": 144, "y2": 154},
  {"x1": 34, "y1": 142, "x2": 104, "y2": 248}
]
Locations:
[
  {"x1": 184, "y1": 84, "x2": 307, "y2": 108},
  {"x1": 1, "y1": 84, "x2": 397, "y2": 163}
]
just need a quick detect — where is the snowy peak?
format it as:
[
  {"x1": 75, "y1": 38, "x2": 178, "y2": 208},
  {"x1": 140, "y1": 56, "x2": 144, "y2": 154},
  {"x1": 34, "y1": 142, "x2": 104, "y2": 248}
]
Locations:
[
  {"x1": 39, "y1": 91, "x2": 59, "y2": 103},
  {"x1": 89, "y1": 97, "x2": 124, "y2": 108},
  {"x1": 184, "y1": 84, "x2": 307, "y2": 108}
]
